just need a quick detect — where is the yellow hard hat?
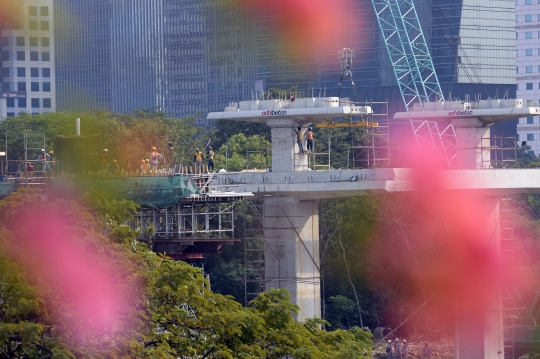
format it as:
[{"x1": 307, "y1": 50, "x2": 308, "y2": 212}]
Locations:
[
  {"x1": 152, "y1": 146, "x2": 156, "y2": 150},
  {"x1": 145, "y1": 159, "x2": 149, "y2": 163},
  {"x1": 113, "y1": 159, "x2": 117, "y2": 163},
  {"x1": 141, "y1": 159, "x2": 145, "y2": 163},
  {"x1": 49, "y1": 150, "x2": 53, "y2": 154}
]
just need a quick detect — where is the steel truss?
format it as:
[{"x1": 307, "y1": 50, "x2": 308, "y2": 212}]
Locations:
[
  {"x1": 371, "y1": 0, "x2": 443, "y2": 109},
  {"x1": 409, "y1": 120, "x2": 456, "y2": 168}
]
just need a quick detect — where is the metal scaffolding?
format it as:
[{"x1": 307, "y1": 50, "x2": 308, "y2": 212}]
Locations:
[
  {"x1": 132, "y1": 202, "x2": 239, "y2": 260},
  {"x1": 409, "y1": 119, "x2": 456, "y2": 169}
]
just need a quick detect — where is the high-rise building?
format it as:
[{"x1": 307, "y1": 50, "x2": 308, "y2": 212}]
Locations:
[
  {"x1": 516, "y1": 0, "x2": 540, "y2": 155},
  {"x1": 0, "y1": 0, "x2": 56, "y2": 118},
  {"x1": 54, "y1": 0, "x2": 257, "y2": 126},
  {"x1": 256, "y1": 0, "x2": 516, "y2": 116}
]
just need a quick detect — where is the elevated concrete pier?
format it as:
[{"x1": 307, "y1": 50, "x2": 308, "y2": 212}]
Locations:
[{"x1": 208, "y1": 97, "x2": 538, "y2": 358}]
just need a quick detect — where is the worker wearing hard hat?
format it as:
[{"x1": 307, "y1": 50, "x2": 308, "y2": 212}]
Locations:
[
  {"x1": 101, "y1": 149, "x2": 109, "y2": 170},
  {"x1": 402, "y1": 339, "x2": 408, "y2": 359},
  {"x1": 194, "y1": 148, "x2": 203, "y2": 168},
  {"x1": 150, "y1": 146, "x2": 162, "y2": 174},
  {"x1": 386, "y1": 340, "x2": 393, "y2": 359},
  {"x1": 206, "y1": 146, "x2": 215, "y2": 172},
  {"x1": 36, "y1": 149, "x2": 50, "y2": 175}
]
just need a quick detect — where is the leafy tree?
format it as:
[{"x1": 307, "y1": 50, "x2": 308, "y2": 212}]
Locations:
[
  {"x1": 0, "y1": 189, "x2": 374, "y2": 358},
  {"x1": 212, "y1": 133, "x2": 271, "y2": 172}
]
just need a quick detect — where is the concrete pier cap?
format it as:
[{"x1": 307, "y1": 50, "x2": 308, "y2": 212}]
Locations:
[{"x1": 207, "y1": 97, "x2": 372, "y2": 173}]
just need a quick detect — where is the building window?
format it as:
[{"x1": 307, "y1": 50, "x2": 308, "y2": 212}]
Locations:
[
  {"x1": 527, "y1": 49, "x2": 533, "y2": 56},
  {"x1": 41, "y1": 21, "x2": 49, "y2": 31},
  {"x1": 17, "y1": 67, "x2": 25, "y2": 77},
  {"x1": 42, "y1": 52, "x2": 49, "y2": 61},
  {"x1": 43, "y1": 82, "x2": 50, "y2": 92},
  {"x1": 517, "y1": 134, "x2": 520, "y2": 142},
  {"x1": 527, "y1": 0, "x2": 532, "y2": 4},
  {"x1": 29, "y1": 21, "x2": 37, "y2": 30},
  {"x1": 526, "y1": 32, "x2": 533, "y2": 39},
  {"x1": 526, "y1": 14, "x2": 533, "y2": 22},
  {"x1": 16, "y1": 36, "x2": 24, "y2": 46},
  {"x1": 42, "y1": 68, "x2": 50, "y2": 77},
  {"x1": 29, "y1": 37, "x2": 38, "y2": 46},
  {"x1": 18, "y1": 82, "x2": 26, "y2": 91},
  {"x1": 30, "y1": 51, "x2": 38, "y2": 61},
  {"x1": 2, "y1": 83, "x2": 9, "y2": 91},
  {"x1": 517, "y1": 66, "x2": 519, "y2": 74},
  {"x1": 30, "y1": 68, "x2": 39, "y2": 77},
  {"x1": 527, "y1": 82, "x2": 533, "y2": 90},
  {"x1": 16, "y1": 51, "x2": 25, "y2": 61},
  {"x1": 6, "y1": 113, "x2": 15, "y2": 117},
  {"x1": 40, "y1": 7, "x2": 48, "y2": 16},
  {"x1": 43, "y1": 98, "x2": 51, "y2": 108},
  {"x1": 29, "y1": 6, "x2": 37, "y2": 16},
  {"x1": 527, "y1": 66, "x2": 533, "y2": 73},
  {"x1": 31, "y1": 98, "x2": 40, "y2": 108},
  {"x1": 6, "y1": 98, "x2": 14, "y2": 108},
  {"x1": 528, "y1": 133, "x2": 535, "y2": 141},
  {"x1": 1, "y1": 68, "x2": 9, "y2": 77},
  {"x1": 41, "y1": 37, "x2": 49, "y2": 47},
  {"x1": 529, "y1": 150, "x2": 535, "y2": 156},
  {"x1": 31, "y1": 82, "x2": 39, "y2": 91},
  {"x1": 1, "y1": 51, "x2": 9, "y2": 61},
  {"x1": 517, "y1": 15, "x2": 519, "y2": 23},
  {"x1": 18, "y1": 98, "x2": 26, "y2": 108},
  {"x1": 527, "y1": 116, "x2": 534, "y2": 124}
]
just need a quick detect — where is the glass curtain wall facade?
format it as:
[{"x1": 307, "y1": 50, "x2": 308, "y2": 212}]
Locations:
[
  {"x1": 256, "y1": 0, "x2": 516, "y2": 114},
  {"x1": 1, "y1": 0, "x2": 56, "y2": 118},
  {"x1": 516, "y1": 0, "x2": 540, "y2": 155},
  {"x1": 54, "y1": 0, "x2": 257, "y2": 126}
]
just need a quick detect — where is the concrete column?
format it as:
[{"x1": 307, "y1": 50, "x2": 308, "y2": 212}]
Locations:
[
  {"x1": 264, "y1": 196, "x2": 320, "y2": 321},
  {"x1": 454, "y1": 196, "x2": 503, "y2": 359},
  {"x1": 267, "y1": 119, "x2": 308, "y2": 172},
  {"x1": 452, "y1": 118, "x2": 491, "y2": 169}
]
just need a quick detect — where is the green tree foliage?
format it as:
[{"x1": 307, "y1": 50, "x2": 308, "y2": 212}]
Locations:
[
  {"x1": 213, "y1": 133, "x2": 271, "y2": 172},
  {"x1": 0, "y1": 189, "x2": 374, "y2": 358},
  {"x1": 0, "y1": 110, "x2": 209, "y2": 171}
]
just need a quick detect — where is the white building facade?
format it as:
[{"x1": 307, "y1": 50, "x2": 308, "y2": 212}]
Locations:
[
  {"x1": 516, "y1": 0, "x2": 540, "y2": 154},
  {"x1": 0, "y1": 0, "x2": 56, "y2": 119}
]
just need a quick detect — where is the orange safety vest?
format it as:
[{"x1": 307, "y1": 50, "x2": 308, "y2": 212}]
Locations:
[{"x1": 306, "y1": 130, "x2": 314, "y2": 140}]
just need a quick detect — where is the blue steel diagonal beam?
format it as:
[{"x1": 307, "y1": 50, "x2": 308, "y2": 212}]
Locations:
[
  {"x1": 395, "y1": 0, "x2": 444, "y2": 103},
  {"x1": 371, "y1": 0, "x2": 423, "y2": 109}
]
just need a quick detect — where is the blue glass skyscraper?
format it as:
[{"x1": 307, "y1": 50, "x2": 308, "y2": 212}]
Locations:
[{"x1": 54, "y1": 0, "x2": 257, "y2": 126}]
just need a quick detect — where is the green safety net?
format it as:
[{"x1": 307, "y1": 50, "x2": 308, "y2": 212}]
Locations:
[
  {"x1": 0, "y1": 181, "x2": 18, "y2": 197},
  {"x1": 50, "y1": 175, "x2": 201, "y2": 207}
]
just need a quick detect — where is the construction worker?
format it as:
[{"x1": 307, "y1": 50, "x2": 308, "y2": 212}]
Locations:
[
  {"x1": 206, "y1": 146, "x2": 215, "y2": 172},
  {"x1": 149, "y1": 146, "x2": 162, "y2": 174},
  {"x1": 394, "y1": 338, "x2": 402, "y2": 359},
  {"x1": 402, "y1": 339, "x2": 408, "y2": 359},
  {"x1": 140, "y1": 159, "x2": 147, "y2": 174},
  {"x1": 49, "y1": 150, "x2": 56, "y2": 176},
  {"x1": 294, "y1": 127, "x2": 304, "y2": 153},
  {"x1": 101, "y1": 149, "x2": 109, "y2": 171},
  {"x1": 36, "y1": 149, "x2": 50, "y2": 176},
  {"x1": 422, "y1": 342, "x2": 431, "y2": 359},
  {"x1": 306, "y1": 127, "x2": 314, "y2": 153},
  {"x1": 26, "y1": 162, "x2": 34, "y2": 177},
  {"x1": 125, "y1": 160, "x2": 132, "y2": 173},
  {"x1": 145, "y1": 159, "x2": 150, "y2": 174},
  {"x1": 112, "y1": 159, "x2": 120, "y2": 173},
  {"x1": 386, "y1": 340, "x2": 393, "y2": 359},
  {"x1": 194, "y1": 148, "x2": 203, "y2": 168}
]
